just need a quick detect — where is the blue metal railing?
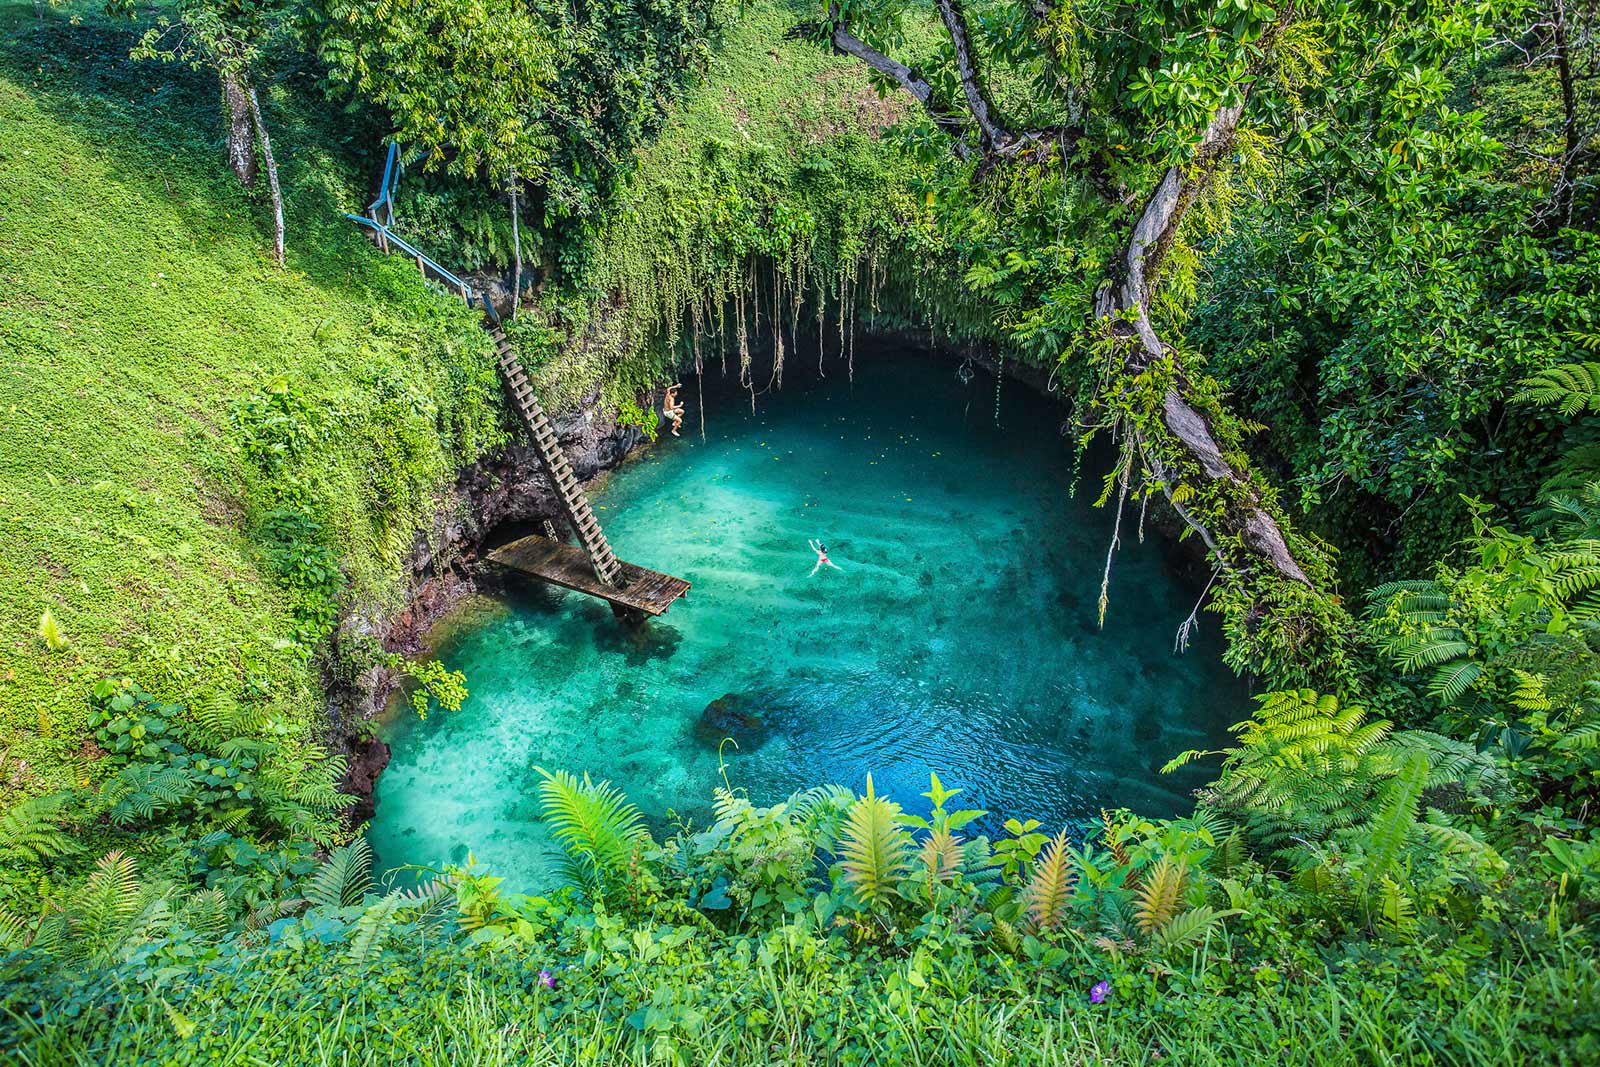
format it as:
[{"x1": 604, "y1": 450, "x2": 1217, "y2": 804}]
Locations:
[
  {"x1": 342, "y1": 212, "x2": 469, "y2": 289},
  {"x1": 368, "y1": 142, "x2": 400, "y2": 222},
  {"x1": 345, "y1": 141, "x2": 502, "y2": 325}
]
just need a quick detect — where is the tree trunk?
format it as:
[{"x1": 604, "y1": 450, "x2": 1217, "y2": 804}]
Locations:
[
  {"x1": 934, "y1": 0, "x2": 1008, "y2": 149},
  {"x1": 1551, "y1": 0, "x2": 1581, "y2": 226},
  {"x1": 222, "y1": 68, "x2": 258, "y2": 188},
  {"x1": 1094, "y1": 98, "x2": 1311, "y2": 585},
  {"x1": 510, "y1": 171, "x2": 522, "y2": 320},
  {"x1": 246, "y1": 83, "x2": 285, "y2": 266}
]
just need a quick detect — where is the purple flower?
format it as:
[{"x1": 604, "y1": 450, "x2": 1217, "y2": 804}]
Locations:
[
  {"x1": 538, "y1": 970, "x2": 556, "y2": 990},
  {"x1": 1089, "y1": 980, "x2": 1110, "y2": 1004}
]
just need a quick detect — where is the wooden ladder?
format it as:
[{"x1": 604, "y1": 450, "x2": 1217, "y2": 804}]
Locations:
[{"x1": 489, "y1": 324, "x2": 623, "y2": 588}]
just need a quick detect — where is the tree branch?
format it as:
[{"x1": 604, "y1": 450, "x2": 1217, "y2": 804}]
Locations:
[
  {"x1": 934, "y1": 0, "x2": 1012, "y2": 149},
  {"x1": 1097, "y1": 97, "x2": 1248, "y2": 364},
  {"x1": 828, "y1": 14, "x2": 971, "y2": 159},
  {"x1": 825, "y1": 2, "x2": 1314, "y2": 588},
  {"x1": 1093, "y1": 87, "x2": 1312, "y2": 586}
]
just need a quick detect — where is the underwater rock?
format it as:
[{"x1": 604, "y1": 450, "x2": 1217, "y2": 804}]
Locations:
[{"x1": 694, "y1": 693, "x2": 771, "y2": 750}]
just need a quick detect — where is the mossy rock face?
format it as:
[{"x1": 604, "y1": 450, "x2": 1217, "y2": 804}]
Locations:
[{"x1": 693, "y1": 693, "x2": 770, "y2": 750}]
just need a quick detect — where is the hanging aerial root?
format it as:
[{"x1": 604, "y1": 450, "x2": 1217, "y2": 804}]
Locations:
[
  {"x1": 1098, "y1": 445, "x2": 1134, "y2": 628},
  {"x1": 1174, "y1": 567, "x2": 1222, "y2": 654}
]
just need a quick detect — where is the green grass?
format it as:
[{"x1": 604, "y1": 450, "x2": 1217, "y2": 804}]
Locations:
[
  {"x1": 8, "y1": 918, "x2": 1595, "y2": 1066},
  {"x1": 0, "y1": 0, "x2": 925, "y2": 807},
  {"x1": 0, "y1": 1, "x2": 505, "y2": 804}
]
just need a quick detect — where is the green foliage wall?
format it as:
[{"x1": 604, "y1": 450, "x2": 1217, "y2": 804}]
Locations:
[
  {"x1": 439, "y1": 4, "x2": 981, "y2": 419},
  {"x1": 1191, "y1": 40, "x2": 1600, "y2": 581}
]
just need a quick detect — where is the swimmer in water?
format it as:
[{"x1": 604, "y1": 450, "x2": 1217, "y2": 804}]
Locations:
[{"x1": 808, "y1": 539, "x2": 840, "y2": 576}]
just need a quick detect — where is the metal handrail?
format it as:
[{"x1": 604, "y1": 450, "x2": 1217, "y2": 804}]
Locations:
[
  {"x1": 342, "y1": 212, "x2": 469, "y2": 290},
  {"x1": 346, "y1": 140, "x2": 501, "y2": 324},
  {"x1": 367, "y1": 142, "x2": 399, "y2": 221}
]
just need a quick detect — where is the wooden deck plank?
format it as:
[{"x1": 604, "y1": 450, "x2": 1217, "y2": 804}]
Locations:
[{"x1": 487, "y1": 535, "x2": 690, "y2": 617}]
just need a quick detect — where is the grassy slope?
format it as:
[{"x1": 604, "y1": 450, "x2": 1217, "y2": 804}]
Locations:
[
  {"x1": 0, "y1": 0, "x2": 915, "y2": 804},
  {"x1": 0, "y1": 0, "x2": 911, "y2": 802},
  {"x1": 519, "y1": 0, "x2": 934, "y2": 414},
  {"x1": 0, "y1": 2, "x2": 503, "y2": 803}
]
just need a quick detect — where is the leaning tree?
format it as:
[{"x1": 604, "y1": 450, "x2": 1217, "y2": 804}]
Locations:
[{"x1": 818, "y1": 0, "x2": 1507, "y2": 680}]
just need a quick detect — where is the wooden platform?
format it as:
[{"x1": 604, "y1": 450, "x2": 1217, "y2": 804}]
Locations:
[{"x1": 487, "y1": 535, "x2": 690, "y2": 617}]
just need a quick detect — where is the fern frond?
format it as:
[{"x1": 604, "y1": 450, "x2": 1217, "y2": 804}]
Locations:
[
  {"x1": 1518, "y1": 361, "x2": 1600, "y2": 417},
  {"x1": 191, "y1": 692, "x2": 247, "y2": 747},
  {"x1": 992, "y1": 914, "x2": 1022, "y2": 955},
  {"x1": 917, "y1": 827, "x2": 964, "y2": 886},
  {"x1": 0, "y1": 794, "x2": 81, "y2": 863},
  {"x1": 1366, "y1": 580, "x2": 1447, "y2": 613},
  {"x1": 1132, "y1": 856, "x2": 1186, "y2": 936},
  {"x1": 1547, "y1": 485, "x2": 1600, "y2": 540},
  {"x1": 69, "y1": 850, "x2": 144, "y2": 965},
  {"x1": 1024, "y1": 831, "x2": 1074, "y2": 933},
  {"x1": 306, "y1": 838, "x2": 373, "y2": 909},
  {"x1": 838, "y1": 774, "x2": 912, "y2": 906},
  {"x1": 1429, "y1": 659, "x2": 1484, "y2": 703},
  {"x1": 1211, "y1": 830, "x2": 1248, "y2": 877},
  {"x1": 0, "y1": 907, "x2": 50, "y2": 952},
  {"x1": 1362, "y1": 751, "x2": 1428, "y2": 885},
  {"x1": 1417, "y1": 820, "x2": 1502, "y2": 866},
  {"x1": 178, "y1": 889, "x2": 231, "y2": 938},
  {"x1": 535, "y1": 768, "x2": 649, "y2": 897},
  {"x1": 347, "y1": 892, "x2": 404, "y2": 964},
  {"x1": 1373, "y1": 877, "x2": 1416, "y2": 933},
  {"x1": 1390, "y1": 629, "x2": 1472, "y2": 671},
  {"x1": 1558, "y1": 723, "x2": 1600, "y2": 750},
  {"x1": 1152, "y1": 905, "x2": 1235, "y2": 951}
]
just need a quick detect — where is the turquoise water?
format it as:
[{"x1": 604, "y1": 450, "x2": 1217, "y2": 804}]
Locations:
[{"x1": 368, "y1": 350, "x2": 1246, "y2": 889}]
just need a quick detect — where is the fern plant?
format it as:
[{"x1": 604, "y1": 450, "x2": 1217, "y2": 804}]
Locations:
[
  {"x1": 1132, "y1": 855, "x2": 1186, "y2": 936},
  {"x1": 347, "y1": 891, "x2": 405, "y2": 965},
  {"x1": 1024, "y1": 830, "x2": 1074, "y2": 933},
  {"x1": 1518, "y1": 361, "x2": 1600, "y2": 417},
  {"x1": 1169, "y1": 690, "x2": 1394, "y2": 847},
  {"x1": 1171, "y1": 690, "x2": 1501, "y2": 856},
  {"x1": 1366, "y1": 579, "x2": 1485, "y2": 703},
  {"x1": 305, "y1": 838, "x2": 373, "y2": 909},
  {"x1": 37, "y1": 608, "x2": 69, "y2": 652},
  {"x1": 1359, "y1": 750, "x2": 1429, "y2": 890},
  {"x1": 1370, "y1": 526, "x2": 1600, "y2": 702},
  {"x1": 678, "y1": 784, "x2": 853, "y2": 923},
  {"x1": 535, "y1": 767, "x2": 652, "y2": 902},
  {"x1": 836, "y1": 774, "x2": 912, "y2": 907},
  {"x1": 0, "y1": 794, "x2": 81, "y2": 863},
  {"x1": 898, "y1": 773, "x2": 990, "y2": 908}
]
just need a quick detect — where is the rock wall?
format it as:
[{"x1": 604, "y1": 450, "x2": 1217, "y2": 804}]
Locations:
[{"x1": 331, "y1": 380, "x2": 651, "y2": 816}]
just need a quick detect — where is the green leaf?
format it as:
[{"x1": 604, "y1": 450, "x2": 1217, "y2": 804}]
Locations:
[
  {"x1": 1363, "y1": 750, "x2": 1428, "y2": 887},
  {"x1": 38, "y1": 608, "x2": 69, "y2": 652},
  {"x1": 837, "y1": 774, "x2": 912, "y2": 906}
]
